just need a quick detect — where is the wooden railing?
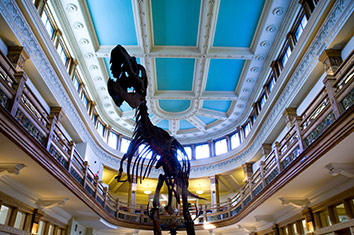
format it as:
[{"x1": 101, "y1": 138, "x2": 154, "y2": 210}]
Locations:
[{"x1": 0, "y1": 48, "x2": 353, "y2": 228}]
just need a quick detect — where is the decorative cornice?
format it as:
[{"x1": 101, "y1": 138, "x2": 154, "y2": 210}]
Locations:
[
  {"x1": 325, "y1": 163, "x2": 354, "y2": 178},
  {"x1": 0, "y1": 163, "x2": 25, "y2": 177},
  {"x1": 1, "y1": 0, "x2": 352, "y2": 178}
]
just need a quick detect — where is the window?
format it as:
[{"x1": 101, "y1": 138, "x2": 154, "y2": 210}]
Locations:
[
  {"x1": 0, "y1": 205, "x2": 10, "y2": 224},
  {"x1": 268, "y1": 76, "x2": 275, "y2": 93},
  {"x1": 183, "y1": 146, "x2": 192, "y2": 160},
  {"x1": 120, "y1": 138, "x2": 130, "y2": 153},
  {"x1": 97, "y1": 122, "x2": 105, "y2": 138},
  {"x1": 73, "y1": 75, "x2": 80, "y2": 92},
  {"x1": 295, "y1": 14, "x2": 308, "y2": 41},
  {"x1": 92, "y1": 113, "x2": 97, "y2": 124},
  {"x1": 48, "y1": 224, "x2": 53, "y2": 235},
  {"x1": 38, "y1": 221, "x2": 45, "y2": 235},
  {"x1": 14, "y1": 211, "x2": 25, "y2": 229},
  {"x1": 318, "y1": 209, "x2": 332, "y2": 227},
  {"x1": 41, "y1": 11, "x2": 54, "y2": 39},
  {"x1": 281, "y1": 45, "x2": 292, "y2": 66},
  {"x1": 57, "y1": 42, "x2": 68, "y2": 66},
  {"x1": 335, "y1": 203, "x2": 349, "y2": 222},
  {"x1": 243, "y1": 122, "x2": 250, "y2": 138},
  {"x1": 230, "y1": 132, "x2": 240, "y2": 149},
  {"x1": 108, "y1": 131, "x2": 118, "y2": 149},
  {"x1": 195, "y1": 144, "x2": 210, "y2": 159},
  {"x1": 259, "y1": 93, "x2": 267, "y2": 110},
  {"x1": 301, "y1": 219, "x2": 309, "y2": 234},
  {"x1": 215, "y1": 139, "x2": 227, "y2": 155},
  {"x1": 82, "y1": 92, "x2": 88, "y2": 110}
]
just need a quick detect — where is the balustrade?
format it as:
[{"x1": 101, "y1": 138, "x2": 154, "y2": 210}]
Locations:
[{"x1": 0, "y1": 47, "x2": 353, "y2": 227}]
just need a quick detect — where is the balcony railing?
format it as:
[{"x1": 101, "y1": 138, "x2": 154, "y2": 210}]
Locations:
[{"x1": 0, "y1": 47, "x2": 353, "y2": 228}]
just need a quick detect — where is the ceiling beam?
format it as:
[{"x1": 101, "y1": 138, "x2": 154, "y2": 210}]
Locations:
[
  {"x1": 218, "y1": 176, "x2": 235, "y2": 193},
  {"x1": 169, "y1": 120, "x2": 179, "y2": 136},
  {"x1": 229, "y1": 174, "x2": 242, "y2": 187},
  {"x1": 187, "y1": 116, "x2": 206, "y2": 131},
  {"x1": 96, "y1": 46, "x2": 253, "y2": 59},
  {"x1": 197, "y1": 108, "x2": 227, "y2": 120}
]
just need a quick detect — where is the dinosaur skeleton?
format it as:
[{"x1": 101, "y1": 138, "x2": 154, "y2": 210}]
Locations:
[{"x1": 107, "y1": 45, "x2": 203, "y2": 235}]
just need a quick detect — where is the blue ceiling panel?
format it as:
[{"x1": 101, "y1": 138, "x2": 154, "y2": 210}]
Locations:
[
  {"x1": 213, "y1": 0, "x2": 265, "y2": 47},
  {"x1": 196, "y1": 115, "x2": 217, "y2": 125},
  {"x1": 180, "y1": 120, "x2": 195, "y2": 130},
  {"x1": 156, "y1": 119, "x2": 169, "y2": 130},
  {"x1": 203, "y1": 100, "x2": 231, "y2": 112},
  {"x1": 159, "y1": 100, "x2": 190, "y2": 113},
  {"x1": 156, "y1": 58, "x2": 194, "y2": 90},
  {"x1": 87, "y1": 0, "x2": 137, "y2": 45},
  {"x1": 206, "y1": 59, "x2": 244, "y2": 91},
  {"x1": 151, "y1": 0, "x2": 200, "y2": 46}
]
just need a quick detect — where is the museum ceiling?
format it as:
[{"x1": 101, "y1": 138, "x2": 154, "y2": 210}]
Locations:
[{"x1": 52, "y1": 0, "x2": 290, "y2": 144}]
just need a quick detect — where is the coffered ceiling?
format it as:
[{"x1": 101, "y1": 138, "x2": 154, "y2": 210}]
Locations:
[{"x1": 52, "y1": 0, "x2": 291, "y2": 144}]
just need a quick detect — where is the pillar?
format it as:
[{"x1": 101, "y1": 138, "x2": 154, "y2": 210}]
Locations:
[
  {"x1": 46, "y1": 107, "x2": 63, "y2": 151},
  {"x1": 34, "y1": 0, "x2": 48, "y2": 16},
  {"x1": 128, "y1": 176, "x2": 137, "y2": 212},
  {"x1": 298, "y1": 0, "x2": 315, "y2": 19},
  {"x1": 30, "y1": 209, "x2": 44, "y2": 234},
  {"x1": 319, "y1": 49, "x2": 343, "y2": 119},
  {"x1": 272, "y1": 224, "x2": 280, "y2": 235},
  {"x1": 242, "y1": 162, "x2": 254, "y2": 182},
  {"x1": 210, "y1": 175, "x2": 219, "y2": 207}
]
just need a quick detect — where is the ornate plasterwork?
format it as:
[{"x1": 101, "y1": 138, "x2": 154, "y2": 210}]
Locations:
[
  {"x1": 54, "y1": 0, "x2": 288, "y2": 144},
  {"x1": 0, "y1": 0, "x2": 352, "y2": 178}
]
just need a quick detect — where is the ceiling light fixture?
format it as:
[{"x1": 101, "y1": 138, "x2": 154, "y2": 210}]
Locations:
[
  {"x1": 203, "y1": 223, "x2": 216, "y2": 230},
  {"x1": 196, "y1": 184, "x2": 203, "y2": 194}
]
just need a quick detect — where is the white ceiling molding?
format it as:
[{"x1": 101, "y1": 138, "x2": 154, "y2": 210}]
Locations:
[
  {"x1": 325, "y1": 163, "x2": 354, "y2": 178},
  {"x1": 0, "y1": 163, "x2": 25, "y2": 177},
  {"x1": 255, "y1": 215, "x2": 275, "y2": 223},
  {"x1": 35, "y1": 198, "x2": 69, "y2": 209},
  {"x1": 238, "y1": 224, "x2": 257, "y2": 233},
  {"x1": 279, "y1": 197, "x2": 311, "y2": 208}
]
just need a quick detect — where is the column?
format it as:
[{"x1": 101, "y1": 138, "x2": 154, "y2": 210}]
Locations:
[
  {"x1": 34, "y1": 0, "x2": 48, "y2": 16},
  {"x1": 208, "y1": 140, "x2": 215, "y2": 157},
  {"x1": 242, "y1": 162, "x2": 253, "y2": 182},
  {"x1": 286, "y1": 33, "x2": 296, "y2": 51},
  {"x1": 10, "y1": 72, "x2": 27, "y2": 116},
  {"x1": 30, "y1": 209, "x2": 44, "y2": 234},
  {"x1": 272, "y1": 224, "x2": 280, "y2": 235},
  {"x1": 260, "y1": 144, "x2": 271, "y2": 187},
  {"x1": 52, "y1": 29, "x2": 62, "y2": 48},
  {"x1": 46, "y1": 107, "x2": 63, "y2": 151},
  {"x1": 243, "y1": 162, "x2": 254, "y2": 198},
  {"x1": 128, "y1": 176, "x2": 137, "y2": 212},
  {"x1": 270, "y1": 60, "x2": 281, "y2": 78},
  {"x1": 319, "y1": 49, "x2": 343, "y2": 119},
  {"x1": 68, "y1": 58, "x2": 78, "y2": 78},
  {"x1": 299, "y1": 0, "x2": 315, "y2": 19},
  {"x1": 210, "y1": 175, "x2": 219, "y2": 208}
]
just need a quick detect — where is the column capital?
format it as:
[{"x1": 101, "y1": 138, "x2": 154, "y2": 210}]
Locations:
[
  {"x1": 7, "y1": 46, "x2": 30, "y2": 71},
  {"x1": 282, "y1": 107, "x2": 298, "y2": 129},
  {"x1": 319, "y1": 49, "x2": 342, "y2": 75}
]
